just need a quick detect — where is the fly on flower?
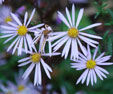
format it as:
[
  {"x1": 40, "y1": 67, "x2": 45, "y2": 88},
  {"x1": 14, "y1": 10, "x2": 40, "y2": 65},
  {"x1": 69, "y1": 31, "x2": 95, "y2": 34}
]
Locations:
[
  {"x1": 71, "y1": 45, "x2": 113, "y2": 86},
  {"x1": 0, "y1": 9, "x2": 44, "y2": 55},
  {"x1": 18, "y1": 48, "x2": 60, "y2": 86},
  {"x1": 33, "y1": 24, "x2": 53, "y2": 56},
  {"x1": 48, "y1": 4, "x2": 102, "y2": 60}
]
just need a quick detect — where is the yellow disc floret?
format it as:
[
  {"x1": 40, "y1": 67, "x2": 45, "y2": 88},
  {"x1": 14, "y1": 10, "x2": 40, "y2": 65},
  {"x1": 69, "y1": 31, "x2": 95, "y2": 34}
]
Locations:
[
  {"x1": 86, "y1": 60, "x2": 96, "y2": 69},
  {"x1": 17, "y1": 25, "x2": 28, "y2": 36},
  {"x1": 5, "y1": 16, "x2": 12, "y2": 23},
  {"x1": 31, "y1": 53, "x2": 41, "y2": 63},
  {"x1": 7, "y1": 91, "x2": 12, "y2": 94},
  {"x1": 68, "y1": 28, "x2": 79, "y2": 38},
  {"x1": 17, "y1": 85, "x2": 25, "y2": 91}
]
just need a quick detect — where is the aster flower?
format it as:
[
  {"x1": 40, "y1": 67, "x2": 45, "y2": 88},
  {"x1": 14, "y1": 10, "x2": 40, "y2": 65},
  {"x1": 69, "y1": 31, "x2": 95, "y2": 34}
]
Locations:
[
  {"x1": 0, "y1": 70, "x2": 39, "y2": 94},
  {"x1": 0, "y1": 6, "x2": 13, "y2": 25},
  {"x1": 48, "y1": 4, "x2": 102, "y2": 60},
  {"x1": 0, "y1": 82, "x2": 17, "y2": 94},
  {"x1": 33, "y1": 25, "x2": 53, "y2": 56},
  {"x1": 0, "y1": 0, "x2": 4, "y2": 4},
  {"x1": 18, "y1": 49, "x2": 60, "y2": 86},
  {"x1": 0, "y1": 9, "x2": 44, "y2": 55},
  {"x1": 71, "y1": 45, "x2": 113, "y2": 86},
  {"x1": 11, "y1": 70, "x2": 37, "y2": 93}
]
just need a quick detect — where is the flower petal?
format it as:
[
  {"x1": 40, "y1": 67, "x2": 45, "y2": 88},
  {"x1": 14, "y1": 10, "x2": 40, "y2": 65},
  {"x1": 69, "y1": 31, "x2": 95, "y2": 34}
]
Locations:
[
  {"x1": 22, "y1": 63, "x2": 35, "y2": 79},
  {"x1": 66, "y1": 7, "x2": 72, "y2": 26},
  {"x1": 24, "y1": 12, "x2": 28, "y2": 25},
  {"x1": 48, "y1": 32, "x2": 67, "y2": 42},
  {"x1": 86, "y1": 70, "x2": 91, "y2": 86},
  {"x1": 7, "y1": 36, "x2": 20, "y2": 52},
  {"x1": 0, "y1": 25, "x2": 17, "y2": 30},
  {"x1": 72, "y1": 4, "x2": 75, "y2": 26},
  {"x1": 76, "y1": 8, "x2": 84, "y2": 28},
  {"x1": 10, "y1": 13, "x2": 22, "y2": 25},
  {"x1": 4, "y1": 34, "x2": 17, "y2": 44},
  {"x1": 18, "y1": 60, "x2": 31, "y2": 67},
  {"x1": 62, "y1": 38, "x2": 71, "y2": 59},
  {"x1": 76, "y1": 69, "x2": 88, "y2": 84},
  {"x1": 26, "y1": 8, "x2": 35, "y2": 26},
  {"x1": 79, "y1": 23, "x2": 102, "y2": 31},
  {"x1": 28, "y1": 23, "x2": 44, "y2": 30},
  {"x1": 77, "y1": 38, "x2": 87, "y2": 56},
  {"x1": 58, "y1": 11, "x2": 70, "y2": 28},
  {"x1": 41, "y1": 58, "x2": 52, "y2": 79},
  {"x1": 8, "y1": 22, "x2": 18, "y2": 27},
  {"x1": 71, "y1": 38, "x2": 78, "y2": 60},
  {"x1": 93, "y1": 47, "x2": 98, "y2": 60},
  {"x1": 18, "y1": 57, "x2": 30, "y2": 63},
  {"x1": 37, "y1": 63, "x2": 42, "y2": 85},
  {"x1": 79, "y1": 32, "x2": 102, "y2": 39},
  {"x1": 53, "y1": 36, "x2": 69, "y2": 52}
]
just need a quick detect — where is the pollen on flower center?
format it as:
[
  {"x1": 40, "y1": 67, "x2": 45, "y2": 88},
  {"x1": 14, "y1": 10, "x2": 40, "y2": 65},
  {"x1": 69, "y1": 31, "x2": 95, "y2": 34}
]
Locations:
[
  {"x1": 17, "y1": 25, "x2": 28, "y2": 36},
  {"x1": 68, "y1": 28, "x2": 79, "y2": 38},
  {"x1": 31, "y1": 53, "x2": 41, "y2": 63},
  {"x1": 17, "y1": 85, "x2": 25, "y2": 91},
  {"x1": 5, "y1": 16, "x2": 12, "y2": 23},
  {"x1": 86, "y1": 60, "x2": 96, "y2": 69}
]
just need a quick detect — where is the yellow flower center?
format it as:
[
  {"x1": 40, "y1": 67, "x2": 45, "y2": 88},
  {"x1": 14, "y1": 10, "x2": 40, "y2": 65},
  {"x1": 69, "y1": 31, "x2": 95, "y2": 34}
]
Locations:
[
  {"x1": 17, "y1": 85, "x2": 25, "y2": 91},
  {"x1": 7, "y1": 91, "x2": 12, "y2": 94},
  {"x1": 86, "y1": 60, "x2": 96, "y2": 69},
  {"x1": 31, "y1": 53, "x2": 41, "y2": 63},
  {"x1": 5, "y1": 16, "x2": 12, "y2": 23},
  {"x1": 68, "y1": 28, "x2": 79, "y2": 38},
  {"x1": 17, "y1": 25, "x2": 28, "y2": 36}
]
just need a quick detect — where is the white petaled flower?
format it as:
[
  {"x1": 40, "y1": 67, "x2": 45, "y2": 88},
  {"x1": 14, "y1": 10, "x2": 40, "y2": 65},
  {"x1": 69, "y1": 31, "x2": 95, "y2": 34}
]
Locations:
[
  {"x1": 48, "y1": 4, "x2": 102, "y2": 60},
  {"x1": 18, "y1": 49, "x2": 60, "y2": 86},
  {"x1": 0, "y1": 9, "x2": 44, "y2": 55},
  {"x1": 71, "y1": 45, "x2": 113, "y2": 86},
  {"x1": 14, "y1": 70, "x2": 40, "y2": 94},
  {"x1": 33, "y1": 25, "x2": 53, "y2": 56},
  {"x1": 0, "y1": 82, "x2": 17, "y2": 94},
  {"x1": 0, "y1": 70, "x2": 40, "y2": 94},
  {"x1": 13, "y1": 70, "x2": 34, "y2": 93},
  {"x1": 0, "y1": 0, "x2": 4, "y2": 4},
  {"x1": 0, "y1": 6, "x2": 13, "y2": 25}
]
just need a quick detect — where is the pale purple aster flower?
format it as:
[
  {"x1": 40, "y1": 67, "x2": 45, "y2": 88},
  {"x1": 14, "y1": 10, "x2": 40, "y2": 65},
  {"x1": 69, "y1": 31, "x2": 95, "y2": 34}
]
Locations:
[
  {"x1": 48, "y1": 4, "x2": 102, "y2": 60},
  {"x1": 0, "y1": 6, "x2": 12, "y2": 25},
  {"x1": 71, "y1": 45, "x2": 113, "y2": 86},
  {"x1": 0, "y1": 9, "x2": 44, "y2": 55},
  {"x1": 18, "y1": 48, "x2": 60, "y2": 86}
]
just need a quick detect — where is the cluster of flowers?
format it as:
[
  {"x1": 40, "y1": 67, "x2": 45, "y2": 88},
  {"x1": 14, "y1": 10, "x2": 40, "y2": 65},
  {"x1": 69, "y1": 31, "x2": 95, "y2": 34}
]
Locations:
[{"x1": 0, "y1": 3, "x2": 112, "y2": 86}]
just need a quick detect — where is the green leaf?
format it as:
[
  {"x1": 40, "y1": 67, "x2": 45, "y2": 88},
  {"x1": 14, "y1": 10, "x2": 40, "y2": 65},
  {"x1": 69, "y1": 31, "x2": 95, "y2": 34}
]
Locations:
[
  {"x1": 107, "y1": 9, "x2": 113, "y2": 19},
  {"x1": 107, "y1": 37, "x2": 112, "y2": 55},
  {"x1": 103, "y1": 30, "x2": 110, "y2": 39}
]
